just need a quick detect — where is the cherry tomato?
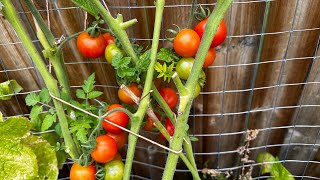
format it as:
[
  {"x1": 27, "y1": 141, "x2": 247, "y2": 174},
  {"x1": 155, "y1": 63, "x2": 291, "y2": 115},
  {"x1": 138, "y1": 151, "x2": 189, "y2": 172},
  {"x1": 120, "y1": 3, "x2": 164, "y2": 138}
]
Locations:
[
  {"x1": 102, "y1": 33, "x2": 115, "y2": 45},
  {"x1": 70, "y1": 162, "x2": 96, "y2": 180},
  {"x1": 173, "y1": 29, "x2": 200, "y2": 57},
  {"x1": 160, "y1": 118, "x2": 175, "y2": 141},
  {"x1": 104, "y1": 160, "x2": 124, "y2": 180},
  {"x1": 76, "y1": 32, "x2": 107, "y2": 58},
  {"x1": 112, "y1": 152, "x2": 122, "y2": 161},
  {"x1": 194, "y1": 83, "x2": 201, "y2": 98},
  {"x1": 194, "y1": 19, "x2": 227, "y2": 48},
  {"x1": 176, "y1": 57, "x2": 194, "y2": 80},
  {"x1": 105, "y1": 44, "x2": 123, "y2": 63},
  {"x1": 159, "y1": 88, "x2": 178, "y2": 110},
  {"x1": 143, "y1": 112, "x2": 160, "y2": 131},
  {"x1": 106, "y1": 131, "x2": 127, "y2": 150},
  {"x1": 203, "y1": 48, "x2": 216, "y2": 68},
  {"x1": 118, "y1": 83, "x2": 142, "y2": 105},
  {"x1": 91, "y1": 135, "x2": 117, "y2": 163},
  {"x1": 102, "y1": 104, "x2": 129, "y2": 134}
]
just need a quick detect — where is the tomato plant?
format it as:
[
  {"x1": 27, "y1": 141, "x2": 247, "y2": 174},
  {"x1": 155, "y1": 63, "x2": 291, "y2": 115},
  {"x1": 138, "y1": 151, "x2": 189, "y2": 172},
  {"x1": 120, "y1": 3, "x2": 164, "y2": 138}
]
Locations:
[
  {"x1": 194, "y1": 19, "x2": 227, "y2": 48},
  {"x1": 102, "y1": 104, "x2": 129, "y2": 134},
  {"x1": 104, "y1": 160, "x2": 124, "y2": 180},
  {"x1": 106, "y1": 131, "x2": 127, "y2": 150},
  {"x1": 105, "y1": 44, "x2": 123, "y2": 63},
  {"x1": 173, "y1": 29, "x2": 200, "y2": 57},
  {"x1": 91, "y1": 135, "x2": 117, "y2": 163},
  {"x1": 176, "y1": 57, "x2": 194, "y2": 80},
  {"x1": 70, "y1": 162, "x2": 96, "y2": 180},
  {"x1": 76, "y1": 32, "x2": 107, "y2": 58},
  {"x1": 102, "y1": 33, "x2": 115, "y2": 45},
  {"x1": 203, "y1": 48, "x2": 216, "y2": 68},
  {"x1": 160, "y1": 118, "x2": 175, "y2": 141},
  {"x1": 159, "y1": 88, "x2": 178, "y2": 109},
  {"x1": 118, "y1": 83, "x2": 142, "y2": 104},
  {"x1": 143, "y1": 112, "x2": 160, "y2": 131}
]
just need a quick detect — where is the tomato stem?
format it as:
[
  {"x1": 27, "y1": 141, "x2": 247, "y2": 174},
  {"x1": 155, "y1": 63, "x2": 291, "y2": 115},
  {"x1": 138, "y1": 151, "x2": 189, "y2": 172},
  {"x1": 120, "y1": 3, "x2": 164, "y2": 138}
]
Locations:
[{"x1": 120, "y1": 19, "x2": 138, "y2": 30}]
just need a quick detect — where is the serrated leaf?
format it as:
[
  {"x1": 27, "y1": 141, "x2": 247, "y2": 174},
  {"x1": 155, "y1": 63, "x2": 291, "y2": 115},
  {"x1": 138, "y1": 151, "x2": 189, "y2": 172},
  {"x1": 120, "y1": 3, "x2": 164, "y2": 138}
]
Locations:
[
  {"x1": 0, "y1": 140, "x2": 38, "y2": 180},
  {"x1": 111, "y1": 53, "x2": 124, "y2": 69},
  {"x1": 22, "y1": 135, "x2": 58, "y2": 180},
  {"x1": 137, "y1": 50, "x2": 151, "y2": 71},
  {"x1": 154, "y1": 62, "x2": 174, "y2": 82},
  {"x1": 30, "y1": 105, "x2": 43, "y2": 131},
  {"x1": 70, "y1": 119, "x2": 93, "y2": 143},
  {"x1": 0, "y1": 80, "x2": 23, "y2": 100},
  {"x1": 157, "y1": 48, "x2": 178, "y2": 63},
  {"x1": 39, "y1": 88, "x2": 51, "y2": 103},
  {"x1": 0, "y1": 116, "x2": 30, "y2": 140},
  {"x1": 82, "y1": 73, "x2": 95, "y2": 93},
  {"x1": 26, "y1": 92, "x2": 40, "y2": 106},
  {"x1": 71, "y1": 0, "x2": 99, "y2": 18},
  {"x1": 88, "y1": 91, "x2": 103, "y2": 99},
  {"x1": 70, "y1": 100, "x2": 83, "y2": 109},
  {"x1": 76, "y1": 89, "x2": 86, "y2": 99},
  {"x1": 41, "y1": 114, "x2": 56, "y2": 131}
]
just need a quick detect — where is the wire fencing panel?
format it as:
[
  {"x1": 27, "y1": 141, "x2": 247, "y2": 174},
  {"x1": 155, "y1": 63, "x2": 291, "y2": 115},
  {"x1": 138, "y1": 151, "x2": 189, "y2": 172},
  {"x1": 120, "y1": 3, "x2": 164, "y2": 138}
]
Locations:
[{"x1": 0, "y1": 0, "x2": 320, "y2": 179}]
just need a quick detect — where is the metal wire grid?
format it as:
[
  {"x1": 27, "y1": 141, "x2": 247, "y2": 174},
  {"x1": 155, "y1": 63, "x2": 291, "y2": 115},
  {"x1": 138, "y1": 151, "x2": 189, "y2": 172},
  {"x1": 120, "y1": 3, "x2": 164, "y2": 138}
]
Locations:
[{"x1": 0, "y1": 0, "x2": 320, "y2": 179}]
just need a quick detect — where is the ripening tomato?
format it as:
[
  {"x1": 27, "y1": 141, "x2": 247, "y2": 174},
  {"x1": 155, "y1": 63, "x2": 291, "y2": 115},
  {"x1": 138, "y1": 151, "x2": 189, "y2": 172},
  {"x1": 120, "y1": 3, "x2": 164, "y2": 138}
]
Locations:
[
  {"x1": 91, "y1": 135, "x2": 117, "y2": 163},
  {"x1": 173, "y1": 29, "x2": 200, "y2": 57},
  {"x1": 203, "y1": 48, "x2": 216, "y2": 68},
  {"x1": 105, "y1": 44, "x2": 123, "y2": 63},
  {"x1": 70, "y1": 162, "x2": 96, "y2": 180},
  {"x1": 76, "y1": 32, "x2": 107, "y2": 58},
  {"x1": 104, "y1": 160, "x2": 124, "y2": 180},
  {"x1": 143, "y1": 112, "x2": 160, "y2": 131},
  {"x1": 160, "y1": 118, "x2": 175, "y2": 141},
  {"x1": 159, "y1": 88, "x2": 178, "y2": 109},
  {"x1": 194, "y1": 19, "x2": 227, "y2": 48},
  {"x1": 102, "y1": 33, "x2": 115, "y2": 45},
  {"x1": 112, "y1": 152, "x2": 122, "y2": 161},
  {"x1": 176, "y1": 57, "x2": 194, "y2": 80},
  {"x1": 102, "y1": 104, "x2": 129, "y2": 134},
  {"x1": 106, "y1": 131, "x2": 127, "y2": 150},
  {"x1": 118, "y1": 83, "x2": 142, "y2": 104}
]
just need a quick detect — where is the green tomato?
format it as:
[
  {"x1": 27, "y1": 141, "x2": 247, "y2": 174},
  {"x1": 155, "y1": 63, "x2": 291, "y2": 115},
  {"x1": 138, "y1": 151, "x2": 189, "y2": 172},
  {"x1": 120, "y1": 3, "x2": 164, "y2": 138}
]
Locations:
[
  {"x1": 104, "y1": 160, "x2": 124, "y2": 180},
  {"x1": 105, "y1": 44, "x2": 122, "y2": 63},
  {"x1": 194, "y1": 83, "x2": 201, "y2": 98},
  {"x1": 176, "y1": 57, "x2": 195, "y2": 80}
]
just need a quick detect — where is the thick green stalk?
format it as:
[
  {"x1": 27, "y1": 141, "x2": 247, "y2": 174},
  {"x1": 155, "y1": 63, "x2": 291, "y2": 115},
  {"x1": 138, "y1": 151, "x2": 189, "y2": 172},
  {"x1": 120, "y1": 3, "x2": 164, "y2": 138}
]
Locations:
[
  {"x1": 162, "y1": 1, "x2": 233, "y2": 179},
  {"x1": 2, "y1": 0, "x2": 80, "y2": 159}
]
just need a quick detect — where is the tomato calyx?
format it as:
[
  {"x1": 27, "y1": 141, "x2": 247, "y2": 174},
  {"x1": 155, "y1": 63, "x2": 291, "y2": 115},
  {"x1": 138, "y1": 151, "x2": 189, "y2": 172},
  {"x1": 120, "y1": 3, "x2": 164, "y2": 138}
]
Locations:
[
  {"x1": 194, "y1": 5, "x2": 211, "y2": 21},
  {"x1": 165, "y1": 24, "x2": 181, "y2": 42}
]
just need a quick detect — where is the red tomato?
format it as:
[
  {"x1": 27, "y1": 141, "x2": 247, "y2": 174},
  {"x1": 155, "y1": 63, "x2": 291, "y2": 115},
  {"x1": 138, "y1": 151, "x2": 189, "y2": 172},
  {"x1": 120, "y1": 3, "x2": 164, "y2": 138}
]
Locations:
[
  {"x1": 102, "y1": 33, "x2": 115, "y2": 45},
  {"x1": 91, "y1": 135, "x2": 117, "y2": 163},
  {"x1": 70, "y1": 162, "x2": 96, "y2": 180},
  {"x1": 112, "y1": 152, "x2": 122, "y2": 161},
  {"x1": 118, "y1": 83, "x2": 142, "y2": 105},
  {"x1": 102, "y1": 104, "x2": 129, "y2": 134},
  {"x1": 143, "y1": 112, "x2": 160, "y2": 131},
  {"x1": 194, "y1": 19, "x2": 227, "y2": 48},
  {"x1": 160, "y1": 118, "x2": 175, "y2": 141},
  {"x1": 159, "y1": 88, "x2": 178, "y2": 110},
  {"x1": 76, "y1": 32, "x2": 107, "y2": 58},
  {"x1": 173, "y1": 29, "x2": 200, "y2": 57},
  {"x1": 203, "y1": 48, "x2": 216, "y2": 68},
  {"x1": 106, "y1": 131, "x2": 127, "y2": 150}
]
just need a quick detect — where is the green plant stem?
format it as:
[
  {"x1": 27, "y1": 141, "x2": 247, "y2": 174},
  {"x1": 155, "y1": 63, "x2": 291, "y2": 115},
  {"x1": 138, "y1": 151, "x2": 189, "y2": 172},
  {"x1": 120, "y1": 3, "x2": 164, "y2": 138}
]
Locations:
[
  {"x1": 162, "y1": 1, "x2": 233, "y2": 179},
  {"x1": 2, "y1": 0, "x2": 80, "y2": 159}
]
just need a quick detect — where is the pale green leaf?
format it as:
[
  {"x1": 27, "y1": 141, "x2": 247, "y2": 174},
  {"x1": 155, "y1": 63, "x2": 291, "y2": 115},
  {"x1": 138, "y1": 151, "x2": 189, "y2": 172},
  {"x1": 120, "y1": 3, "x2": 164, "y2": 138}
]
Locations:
[
  {"x1": 39, "y1": 88, "x2": 51, "y2": 103},
  {"x1": 0, "y1": 116, "x2": 30, "y2": 139},
  {"x1": 0, "y1": 80, "x2": 23, "y2": 100},
  {"x1": 76, "y1": 89, "x2": 86, "y2": 99},
  {"x1": 30, "y1": 105, "x2": 43, "y2": 131},
  {"x1": 25, "y1": 92, "x2": 40, "y2": 106},
  {"x1": 41, "y1": 114, "x2": 56, "y2": 131}
]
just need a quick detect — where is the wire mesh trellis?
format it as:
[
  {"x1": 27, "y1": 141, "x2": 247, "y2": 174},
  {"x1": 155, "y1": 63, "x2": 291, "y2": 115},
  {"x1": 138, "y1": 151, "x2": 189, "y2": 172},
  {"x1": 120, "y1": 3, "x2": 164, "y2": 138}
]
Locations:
[{"x1": 1, "y1": 0, "x2": 320, "y2": 179}]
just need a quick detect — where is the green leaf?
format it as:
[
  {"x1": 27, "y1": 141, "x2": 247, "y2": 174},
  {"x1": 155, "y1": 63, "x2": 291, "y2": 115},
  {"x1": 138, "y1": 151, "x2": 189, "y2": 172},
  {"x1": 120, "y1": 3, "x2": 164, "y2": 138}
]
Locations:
[
  {"x1": 70, "y1": 119, "x2": 93, "y2": 143},
  {"x1": 82, "y1": 73, "x2": 96, "y2": 93},
  {"x1": 270, "y1": 157, "x2": 294, "y2": 180},
  {"x1": 189, "y1": 136, "x2": 199, "y2": 142},
  {"x1": 39, "y1": 88, "x2": 51, "y2": 103},
  {"x1": 155, "y1": 62, "x2": 174, "y2": 82},
  {"x1": 0, "y1": 111, "x2": 3, "y2": 122},
  {"x1": 55, "y1": 123, "x2": 62, "y2": 137},
  {"x1": 157, "y1": 48, "x2": 178, "y2": 63},
  {"x1": 0, "y1": 80, "x2": 23, "y2": 100},
  {"x1": 112, "y1": 54, "x2": 131, "y2": 70},
  {"x1": 88, "y1": 91, "x2": 103, "y2": 99},
  {"x1": 137, "y1": 50, "x2": 151, "y2": 72},
  {"x1": 0, "y1": 116, "x2": 30, "y2": 139},
  {"x1": 30, "y1": 105, "x2": 43, "y2": 131},
  {"x1": 257, "y1": 152, "x2": 276, "y2": 174},
  {"x1": 0, "y1": 140, "x2": 38, "y2": 180},
  {"x1": 41, "y1": 114, "x2": 56, "y2": 131},
  {"x1": 26, "y1": 92, "x2": 40, "y2": 106},
  {"x1": 71, "y1": 0, "x2": 99, "y2": 18},
  {"x1": 22, "y1": 135, "x2": 58, "y2": 180},
  {"x1": 76, "y1": 89, "x2": 86, "y2": 99}
]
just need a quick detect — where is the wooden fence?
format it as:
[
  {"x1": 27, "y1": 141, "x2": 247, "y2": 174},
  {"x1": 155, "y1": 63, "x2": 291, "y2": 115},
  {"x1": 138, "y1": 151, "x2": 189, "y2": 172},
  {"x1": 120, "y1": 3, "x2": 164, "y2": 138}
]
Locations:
[{"x1": 0, "y1": 0, "x2": 320, "y2": 179}]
